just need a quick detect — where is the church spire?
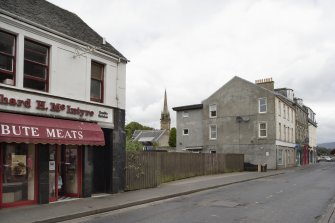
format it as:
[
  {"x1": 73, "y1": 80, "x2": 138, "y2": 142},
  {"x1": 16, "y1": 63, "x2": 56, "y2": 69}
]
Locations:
[
  {"x1": 163, "y1": 89, "x2": 169, "y2": 114},
  {"x1": 160, "y1": 89, "x2": 171, "y2": 130}
]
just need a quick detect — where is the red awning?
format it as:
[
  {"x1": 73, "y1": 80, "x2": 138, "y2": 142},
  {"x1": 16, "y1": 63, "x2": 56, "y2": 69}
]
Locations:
[{"x1": 0, "y1": 112, "x2": 105, "y2": 146}]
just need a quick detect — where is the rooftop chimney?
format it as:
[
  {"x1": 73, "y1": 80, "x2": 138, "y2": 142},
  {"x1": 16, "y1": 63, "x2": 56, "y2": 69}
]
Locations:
[{"x1": 255, "y1": 77, "x2": 274, "y2": 91}]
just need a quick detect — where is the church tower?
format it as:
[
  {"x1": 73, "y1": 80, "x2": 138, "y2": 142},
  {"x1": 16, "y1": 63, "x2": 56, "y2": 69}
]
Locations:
[{"x1": 160, "y1": 90, "x2": 171, "y2": 131}]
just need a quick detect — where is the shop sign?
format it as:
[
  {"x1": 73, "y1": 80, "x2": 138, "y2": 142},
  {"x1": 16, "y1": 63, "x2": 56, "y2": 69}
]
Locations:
[
  {"x1": 0, "y1": 89, "x2": 113, "y2": 124},
  {"x1": 0, "y1": 124, "x2": 84, "y2": 139}
]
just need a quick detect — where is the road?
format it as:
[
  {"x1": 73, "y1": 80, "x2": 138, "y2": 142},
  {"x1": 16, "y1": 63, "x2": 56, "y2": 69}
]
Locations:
[{"x1": 63, "y1": 162, "x2": 335, "y2": 223}]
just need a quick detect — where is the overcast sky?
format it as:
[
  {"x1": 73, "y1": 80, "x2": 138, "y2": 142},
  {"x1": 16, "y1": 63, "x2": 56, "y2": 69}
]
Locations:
[{"x1": 48, "y1": 0, "x2": 335, "y2": 144}]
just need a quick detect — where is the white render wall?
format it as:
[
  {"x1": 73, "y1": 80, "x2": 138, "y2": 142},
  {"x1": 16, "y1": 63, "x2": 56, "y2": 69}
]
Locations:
[
  {"x1": 308, "y1": 124, "x2": 317, "y2": 148},
  {"x1": 0, "y1": 14, "x2": 126, "y2": 110}
]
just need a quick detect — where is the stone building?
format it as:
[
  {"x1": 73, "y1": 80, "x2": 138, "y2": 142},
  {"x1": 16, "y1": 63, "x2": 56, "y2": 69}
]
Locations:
[{"x1": 173, "y1": 76, "x2": 298, "y2": 169}]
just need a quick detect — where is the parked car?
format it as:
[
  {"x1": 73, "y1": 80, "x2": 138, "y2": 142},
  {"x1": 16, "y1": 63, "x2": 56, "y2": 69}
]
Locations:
[{"x1": 318, "y1": 156, "x2": 332, "y2": 162}]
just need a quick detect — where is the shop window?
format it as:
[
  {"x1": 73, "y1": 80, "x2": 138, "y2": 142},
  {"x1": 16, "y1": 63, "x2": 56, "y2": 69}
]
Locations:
[
  {"x1": 24, "y1": 39, "x2": 49, "y2": 92},
  {"x1": 278, "y1": 149, "x2": 283, "y2": 165},
  {"x1": 2, "y1": 143, "x2": 35, "y2": 204},
  {"x1": 90, "y1": 61, "x2": 104, "y2": 102},
  {"x1": 0, "y1": 30, "x2": 16, "y2": 85}
]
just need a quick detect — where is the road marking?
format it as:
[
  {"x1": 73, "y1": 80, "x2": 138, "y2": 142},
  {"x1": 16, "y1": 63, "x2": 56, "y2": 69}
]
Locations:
[{"x1": 266, "y1": 195, "x2": 273, "y2": 199}]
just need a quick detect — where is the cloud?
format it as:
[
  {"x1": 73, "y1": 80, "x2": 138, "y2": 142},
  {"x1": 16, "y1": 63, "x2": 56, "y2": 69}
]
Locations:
[{"x1": 48, "y1": 0, "x2": 335, "y2": 143}]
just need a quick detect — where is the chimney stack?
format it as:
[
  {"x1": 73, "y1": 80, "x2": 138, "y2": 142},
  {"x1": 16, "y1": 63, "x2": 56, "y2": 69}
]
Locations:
[{"x1": 255, "y1": 77, "x2": 274, "y2": 91}]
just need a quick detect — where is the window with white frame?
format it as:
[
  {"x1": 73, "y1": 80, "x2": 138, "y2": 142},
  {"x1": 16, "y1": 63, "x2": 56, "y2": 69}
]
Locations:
[
  {"x1": 183, "y1": 129, "x2": 189, "y2": 135},
  {"x1": 259, "y1": 98, "x2": 267, "y2": 113},
  {"x1": 183, "y1": 111, "x2": 189, "y2": 118},
  {"x1": 279, "y1": 123, "x2": 281, "y2": 140},
  {"x1": 209, "y1": 104, "x2": 217, "y2": 118},
  {"x1": 209, "y1": 125, "x2": 217, "y2": 140},
  {"x1": 0, "y1": 30, "x2": 16, "y2": 85},
  {"x1": 259, "y1": 122, "x2": 267, "y2": 138},
  {"x1": 288, "y1": 108, "x2": 290, "y2": 121},
  {"x1": 278, "y1": 101, "x2": 281, "y2": 116}
]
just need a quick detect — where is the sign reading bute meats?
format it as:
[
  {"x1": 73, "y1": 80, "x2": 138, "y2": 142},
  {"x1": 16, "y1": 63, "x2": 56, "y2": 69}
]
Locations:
[
  {"x1": 0, "y1": 88, "x2": 114, "y2": 125},
  {"x1": 0, "y1": 124, "x2": 84, "y2": 139}
]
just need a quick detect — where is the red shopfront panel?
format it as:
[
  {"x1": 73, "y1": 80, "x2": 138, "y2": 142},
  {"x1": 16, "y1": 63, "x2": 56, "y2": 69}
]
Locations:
[{"x1": 0, "y1": 112, "x2": 105, "y2": 146}]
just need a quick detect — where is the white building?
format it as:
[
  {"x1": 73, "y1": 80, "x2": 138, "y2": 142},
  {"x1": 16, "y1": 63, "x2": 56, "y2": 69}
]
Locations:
[{"x1": 0, "y1": 0, "x2": 127, "y2": 208}]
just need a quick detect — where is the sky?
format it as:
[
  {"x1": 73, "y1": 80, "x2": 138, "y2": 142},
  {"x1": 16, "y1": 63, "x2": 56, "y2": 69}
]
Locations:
[{"x1": 48, "y1": 0, "x2": 335, "y2": 144}]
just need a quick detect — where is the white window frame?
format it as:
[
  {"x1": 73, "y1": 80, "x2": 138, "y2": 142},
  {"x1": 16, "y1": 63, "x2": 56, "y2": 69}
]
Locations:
[
  {"x1": 182, "y1": 111, "x2": 189, "y2": 118},
  {"x1": 209, "y1": 104, "x2": 217, "y2": 118},
  {"x1": 259, "y1": 98, "x2": 267, "y2": 113},
  {"x1": 259, "y1": 122, "x2": 267, "y2": 138},
  {"x1": 183, "y1": 129, "x2": 189, "y2": 135},
  {"x1": 209, "y1": 125, "x2": 217, "y2": 140}
]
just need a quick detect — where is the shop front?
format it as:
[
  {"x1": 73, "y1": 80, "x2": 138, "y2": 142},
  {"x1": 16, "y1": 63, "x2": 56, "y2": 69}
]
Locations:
[{"x1": 0, "y1": 112, "x2": 105, "y2": 208}]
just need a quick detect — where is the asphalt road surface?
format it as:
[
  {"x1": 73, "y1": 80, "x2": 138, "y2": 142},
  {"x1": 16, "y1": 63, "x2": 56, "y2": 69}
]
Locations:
[{"x1": 63, "y1": 162, "x2": 335, "y2": 223}]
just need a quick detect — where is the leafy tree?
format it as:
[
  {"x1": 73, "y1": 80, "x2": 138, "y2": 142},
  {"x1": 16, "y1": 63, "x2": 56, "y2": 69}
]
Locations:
[
  {"x1": 126, "y1": 138, "x2": 143, "y2": 152},
  {"x1": 330, "y1": 149, "x2": 335, "y2": 155},
  {"x1": 125, "y1": 121, "x2": 153, "y2": 139},
  {"x1": 168, "y1": 127, "x2": 176, "y2": 147},
  {"x1": 317, "y1": 147, "x2": 330, "y2": 156}
]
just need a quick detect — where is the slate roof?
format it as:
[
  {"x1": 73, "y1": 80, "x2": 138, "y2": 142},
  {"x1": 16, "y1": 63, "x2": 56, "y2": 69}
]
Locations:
[
  {"x1": 0, "y1": 0, "x2": 127, "y2": 62},
  {"x1": 132, "y1": 130, "x2": 166, "y2": 143},
  {"x1": 172, "y1": 104, "x2": 203, "y2": 111}
]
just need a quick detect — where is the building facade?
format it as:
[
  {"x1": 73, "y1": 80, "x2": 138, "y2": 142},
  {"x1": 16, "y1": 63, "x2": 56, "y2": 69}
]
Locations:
[
  {"x1": 0, "y1": 0, "x2": 127, "y2": 208},
  {"x1": 173, "y1": 77, "x2": 298, "y2": 169},
  {"x1": 306, "y1": 106, "x2": 317, "y2": 164}
]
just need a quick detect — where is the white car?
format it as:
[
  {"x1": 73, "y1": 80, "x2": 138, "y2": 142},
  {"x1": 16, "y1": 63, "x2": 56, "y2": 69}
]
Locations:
[{"x1": 319, "y1": 156, "x2": 332, "y2": 162}]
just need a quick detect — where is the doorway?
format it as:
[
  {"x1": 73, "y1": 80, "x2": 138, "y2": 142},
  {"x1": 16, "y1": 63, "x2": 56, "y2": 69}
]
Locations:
[{"x1": 49, "y1": 145, "x2": 82, "y2": 202}]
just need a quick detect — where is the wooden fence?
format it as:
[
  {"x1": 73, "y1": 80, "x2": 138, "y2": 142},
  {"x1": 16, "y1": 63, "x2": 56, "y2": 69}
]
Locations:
[{"x1": 125, "y1": 152, "x2": 244, "y2": 191}]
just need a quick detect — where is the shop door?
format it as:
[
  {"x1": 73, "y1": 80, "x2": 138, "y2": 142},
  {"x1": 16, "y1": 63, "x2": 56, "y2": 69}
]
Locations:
[
  {"x1": 49, "y1": 145, "x2": 82, "y2": 201},
  {"x1": 58, "y1": 146, "x2": 82, "y2": 198}
]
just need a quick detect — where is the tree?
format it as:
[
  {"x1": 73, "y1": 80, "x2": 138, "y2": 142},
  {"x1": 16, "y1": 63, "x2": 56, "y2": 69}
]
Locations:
[
  {"x1": 317, "y1": 147, "x2": 330, "y2": 156},
  {"x1": 125, "y1": 121, "x2": 153, "y2": 139},
  {"x1": 168, "y1": 127, "x2": 176, "y2": 147},
  {"x1": 330, "y1": 149, "x2": 335, "y2": 155},
  {"x1": 126, "y1": 138, "x2": 143, "y2": 152}
]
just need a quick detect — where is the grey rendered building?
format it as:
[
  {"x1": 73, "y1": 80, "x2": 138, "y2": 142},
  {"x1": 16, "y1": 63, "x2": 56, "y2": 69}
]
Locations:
[{"x1": 173, "y1": 76, "x2": 297, "y2": 170}]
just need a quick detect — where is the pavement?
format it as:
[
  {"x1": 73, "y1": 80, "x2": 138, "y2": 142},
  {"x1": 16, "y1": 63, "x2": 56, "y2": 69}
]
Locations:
[{"x1": 0, "y1": 169, "x2": 333, "y2": 223}]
